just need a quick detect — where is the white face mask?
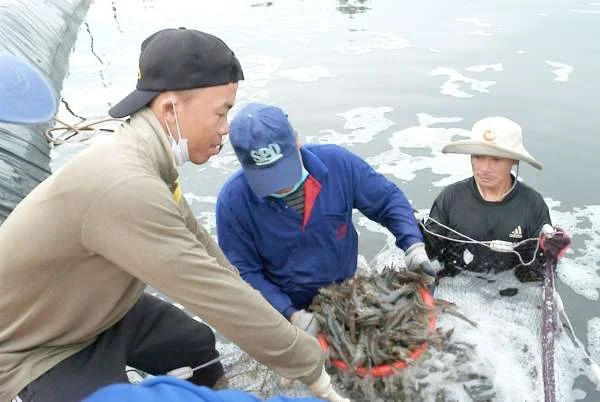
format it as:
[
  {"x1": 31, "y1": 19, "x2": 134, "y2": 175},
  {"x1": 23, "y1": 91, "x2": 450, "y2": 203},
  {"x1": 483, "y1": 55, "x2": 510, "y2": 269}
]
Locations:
[
  {"x1": 164, "y1": 98, "x2": 190, "y2": 166},
  {"x1": 270, "y1": 166, "x2": 309, "y2": 198}
]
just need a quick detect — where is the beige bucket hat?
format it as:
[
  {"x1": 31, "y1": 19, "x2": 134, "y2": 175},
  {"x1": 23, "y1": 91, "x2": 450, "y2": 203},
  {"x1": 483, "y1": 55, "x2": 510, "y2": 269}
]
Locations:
[{"x1": 442, "y1": 116, "x2": 543, "y2": 170}]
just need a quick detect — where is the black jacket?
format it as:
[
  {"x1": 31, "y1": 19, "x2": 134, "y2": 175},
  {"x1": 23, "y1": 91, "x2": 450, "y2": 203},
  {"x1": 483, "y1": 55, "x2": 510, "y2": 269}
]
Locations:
[{"x1": 423, "y1": 177, "x2": 551, "y2": 277}]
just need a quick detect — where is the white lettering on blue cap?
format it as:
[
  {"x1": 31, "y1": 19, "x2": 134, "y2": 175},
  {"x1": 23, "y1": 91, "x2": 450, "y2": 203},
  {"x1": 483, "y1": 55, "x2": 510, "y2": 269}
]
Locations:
[{"x1": 250, "y1": 143, "x2": 283, "y2": 166}]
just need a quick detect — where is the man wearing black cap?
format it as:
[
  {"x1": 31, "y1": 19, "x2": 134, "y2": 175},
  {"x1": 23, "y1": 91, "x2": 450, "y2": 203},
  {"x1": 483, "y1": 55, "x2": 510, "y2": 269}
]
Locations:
[{"x1": 0, "y1": 28, "x2": 348, "y2": 402}]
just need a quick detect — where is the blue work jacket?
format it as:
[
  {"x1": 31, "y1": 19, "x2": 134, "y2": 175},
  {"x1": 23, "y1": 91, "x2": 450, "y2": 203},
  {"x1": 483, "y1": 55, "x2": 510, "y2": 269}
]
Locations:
[{"x1": 216, "y1": 144, "x2": 422, "y2": 318}]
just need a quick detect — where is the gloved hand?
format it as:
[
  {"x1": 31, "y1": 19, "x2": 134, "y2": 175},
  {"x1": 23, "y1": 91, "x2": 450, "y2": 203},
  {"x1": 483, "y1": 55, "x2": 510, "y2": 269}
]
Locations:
[
  {"x1": 541, "y1": 228, "x2": 571, "y2": 261},
  {"x1": 290, "y1": 309, "x2": 320, "y2": 337},
  {"x1": 404, "y1": 242, "x2": 431, "y2": 272},
  {"x1": 308, "y1": 368, "x2": 350, "y2": 402}
]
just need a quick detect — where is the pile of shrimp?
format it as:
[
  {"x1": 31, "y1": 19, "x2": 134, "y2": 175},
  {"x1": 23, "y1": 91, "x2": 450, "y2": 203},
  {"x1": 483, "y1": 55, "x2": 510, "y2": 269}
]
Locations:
[{"x1": 311, "y1": 266, "x2": 476, "y2": 371}]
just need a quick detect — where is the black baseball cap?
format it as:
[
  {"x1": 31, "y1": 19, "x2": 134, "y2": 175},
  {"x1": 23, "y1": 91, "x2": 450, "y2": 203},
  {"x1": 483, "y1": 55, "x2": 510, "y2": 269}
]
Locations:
[{"x1": 109, "y1": 27, "x2": 244, "y2": 118}]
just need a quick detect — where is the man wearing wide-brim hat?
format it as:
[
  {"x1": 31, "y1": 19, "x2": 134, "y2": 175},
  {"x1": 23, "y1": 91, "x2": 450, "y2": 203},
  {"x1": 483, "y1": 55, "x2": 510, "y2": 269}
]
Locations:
[{"x1": 422, "y1": 116, "x2": 570, "y2": 281}]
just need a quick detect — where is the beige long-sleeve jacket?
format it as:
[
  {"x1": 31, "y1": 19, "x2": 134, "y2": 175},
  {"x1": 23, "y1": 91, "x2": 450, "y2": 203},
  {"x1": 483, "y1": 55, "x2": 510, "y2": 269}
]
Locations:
[{"x1": 0, "y1": 108, "x2": 325, "y2": 400}]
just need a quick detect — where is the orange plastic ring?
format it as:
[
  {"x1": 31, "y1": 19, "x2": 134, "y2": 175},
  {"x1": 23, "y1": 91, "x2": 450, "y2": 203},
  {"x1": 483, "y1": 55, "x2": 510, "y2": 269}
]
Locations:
[{"x1": 317, "y1": 286, "x2": 436, "y2": 377}]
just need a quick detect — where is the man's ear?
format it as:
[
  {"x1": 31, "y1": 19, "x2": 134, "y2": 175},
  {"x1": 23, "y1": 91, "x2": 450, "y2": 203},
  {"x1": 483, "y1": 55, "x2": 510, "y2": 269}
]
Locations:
[{"x1": 152, "y1": 92, "x2": 176, "y2": 123}]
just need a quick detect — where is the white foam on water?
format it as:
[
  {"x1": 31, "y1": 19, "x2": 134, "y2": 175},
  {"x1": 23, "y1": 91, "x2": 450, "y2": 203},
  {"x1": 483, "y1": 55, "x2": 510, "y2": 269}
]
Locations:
[
  {"x1": 276, "y1": 65, "x2": 336, "y2": 82},
  {"x1": 588, "y1": 318, "x2": 600, "y2": 364},
  {"x1": 416, "y1": 114, "x2": 464, "y2": 127},
  {"x1": 468, "y1": 30, "x2": 493, "y2": 36},
  {"x1": 367, "y1": 151, "x2": 471, "y2": 187},
  {"x1": 465, "y1": 63, "x2": 503, "y2": 72},
  {"x1": 335, "y1": 31, "x2": 411, "y2": 55},
  {"x1": 49, "y1": 143, "x2": 87, "y2": 171},
  {"x1": 429, "y1": 48, "x2": 441, "y2": 53},
  {"x1": 517, "y1": 50, "x2": 527, "y2": 54},
  {"x1": 366, "y1": 113, "x2": 472, "y2": 185},
  {"x1": 558, "y1": 261, "x2": 599, "y2": 301},
  {"x1": 538, "y1": 12, "x2": 549, "y2": 17},
  {"x1": 237, "y1": 55, "x2": 283, "y2": 99},
  {"x1": 236, "y1": 88, "x2": 270, "y2": 103},
  {"x1": 570, "y1": 9, "x2": 600, "y2": 14},
  {"x1": 456, "y1": 17, "x2": 492, "y2": 28},
  {"x1": 545, "y1": 61, "x2": 574, "y2": 82},
  {"x1": 430, "y1": 67, "x2": 497, "y2": 98},
  {"x1": 49, "y1": 133, "x2": 113, "y2": 172},
  {"x1": 545, "y1": 199, "x2": 600, "y2": 301},
  {"x1": 196, "y1": 211, "x2": 217, "y2": 236},
  {"x1": 49, "y1": 144, "x2": 84, "y2": 172},
  {"x1": 318, "y1": 106, "x2": 394, "y2": 145},
  {"x1": 356, "y1": 216, "x2": 390, "y2": 237},
  {"x1": 206, "y1": 153, "x2": 240, "y2": 172},
  {"x1": 184, "y1": 193, "x2": 217, "y2": 205}
]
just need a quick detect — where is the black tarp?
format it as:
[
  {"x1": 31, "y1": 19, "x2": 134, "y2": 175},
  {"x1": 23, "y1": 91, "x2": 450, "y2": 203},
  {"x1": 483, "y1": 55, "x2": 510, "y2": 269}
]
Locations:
[{"x1": 0, "y1": 0, "x2": 92, "y2": 224}]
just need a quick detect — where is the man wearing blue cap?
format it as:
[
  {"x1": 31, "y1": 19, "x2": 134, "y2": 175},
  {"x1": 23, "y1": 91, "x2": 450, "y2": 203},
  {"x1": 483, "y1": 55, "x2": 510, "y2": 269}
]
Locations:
[
  {"x1": 0, "y1": 53, "x2": 57, "y2": 124},
  {"x1": 217, "y1": 102, "x2": 429, "y2": 335},
  {"x1": 1, "y1": 30, "x2": 347, "y2": 402}
]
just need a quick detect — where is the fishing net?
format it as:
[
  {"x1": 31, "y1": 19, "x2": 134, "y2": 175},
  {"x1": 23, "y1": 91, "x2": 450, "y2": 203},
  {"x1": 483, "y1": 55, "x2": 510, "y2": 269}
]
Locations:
[
  {"x1": 214, "y1": 211, "x2": 596, "y2": 401},
  {"x1": 365, "y1": 213, "x2": 595, "y2": 401}
]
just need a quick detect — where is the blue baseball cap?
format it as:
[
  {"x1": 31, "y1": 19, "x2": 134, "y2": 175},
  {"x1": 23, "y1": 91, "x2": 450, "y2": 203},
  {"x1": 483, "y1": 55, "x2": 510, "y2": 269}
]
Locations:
[
  {"x1": 229, "y1": 103, "x2": 302, "y2": 198},
  {"x1": 0, "y1": 53, "x2": 57, "y2": 124}
]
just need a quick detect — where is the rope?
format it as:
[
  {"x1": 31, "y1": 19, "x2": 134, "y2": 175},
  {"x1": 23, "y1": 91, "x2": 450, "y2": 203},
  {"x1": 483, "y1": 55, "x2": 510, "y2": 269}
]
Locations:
[
  {"x1": 418, "y1": 213, "x2": 550, "y2": 266},
  {"x1": 44, "y1": 116, "x2": 124, "y2": 146}
]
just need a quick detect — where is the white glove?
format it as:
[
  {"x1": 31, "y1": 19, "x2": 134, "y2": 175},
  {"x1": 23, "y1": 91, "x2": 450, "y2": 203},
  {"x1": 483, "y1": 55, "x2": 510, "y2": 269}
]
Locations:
[
  {"x1": 291, "y1": 309, "x2": 320, "y2": 336},
  {"x1": 309, "y1": 368, "x2": 350, "y2": 402},
  {"x1": 404, "y1": 242, "x2": 430, "y2": 271}
]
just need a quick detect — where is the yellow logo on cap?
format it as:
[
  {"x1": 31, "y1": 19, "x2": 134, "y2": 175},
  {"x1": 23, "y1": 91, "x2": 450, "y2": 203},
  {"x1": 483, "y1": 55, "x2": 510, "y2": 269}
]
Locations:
[{"x1": 137, "y1": 67, "x2": 142, "y2": 80}]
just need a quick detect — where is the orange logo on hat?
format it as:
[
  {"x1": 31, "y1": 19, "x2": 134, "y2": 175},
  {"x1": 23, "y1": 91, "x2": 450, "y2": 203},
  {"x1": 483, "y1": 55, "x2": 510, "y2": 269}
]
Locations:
[{"x1": 483, "y1": 129, "x2": 496, "y2": 141}]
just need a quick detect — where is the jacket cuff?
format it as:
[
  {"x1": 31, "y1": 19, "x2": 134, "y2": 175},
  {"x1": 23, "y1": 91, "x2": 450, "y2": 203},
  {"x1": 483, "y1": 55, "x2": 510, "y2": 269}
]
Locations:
[
  {"x1": 282, "y1": 305, "x2": 297, "y2": 320},
  {"x1": 399, "y1": 236, "x2": 424, "y2": 251}
]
